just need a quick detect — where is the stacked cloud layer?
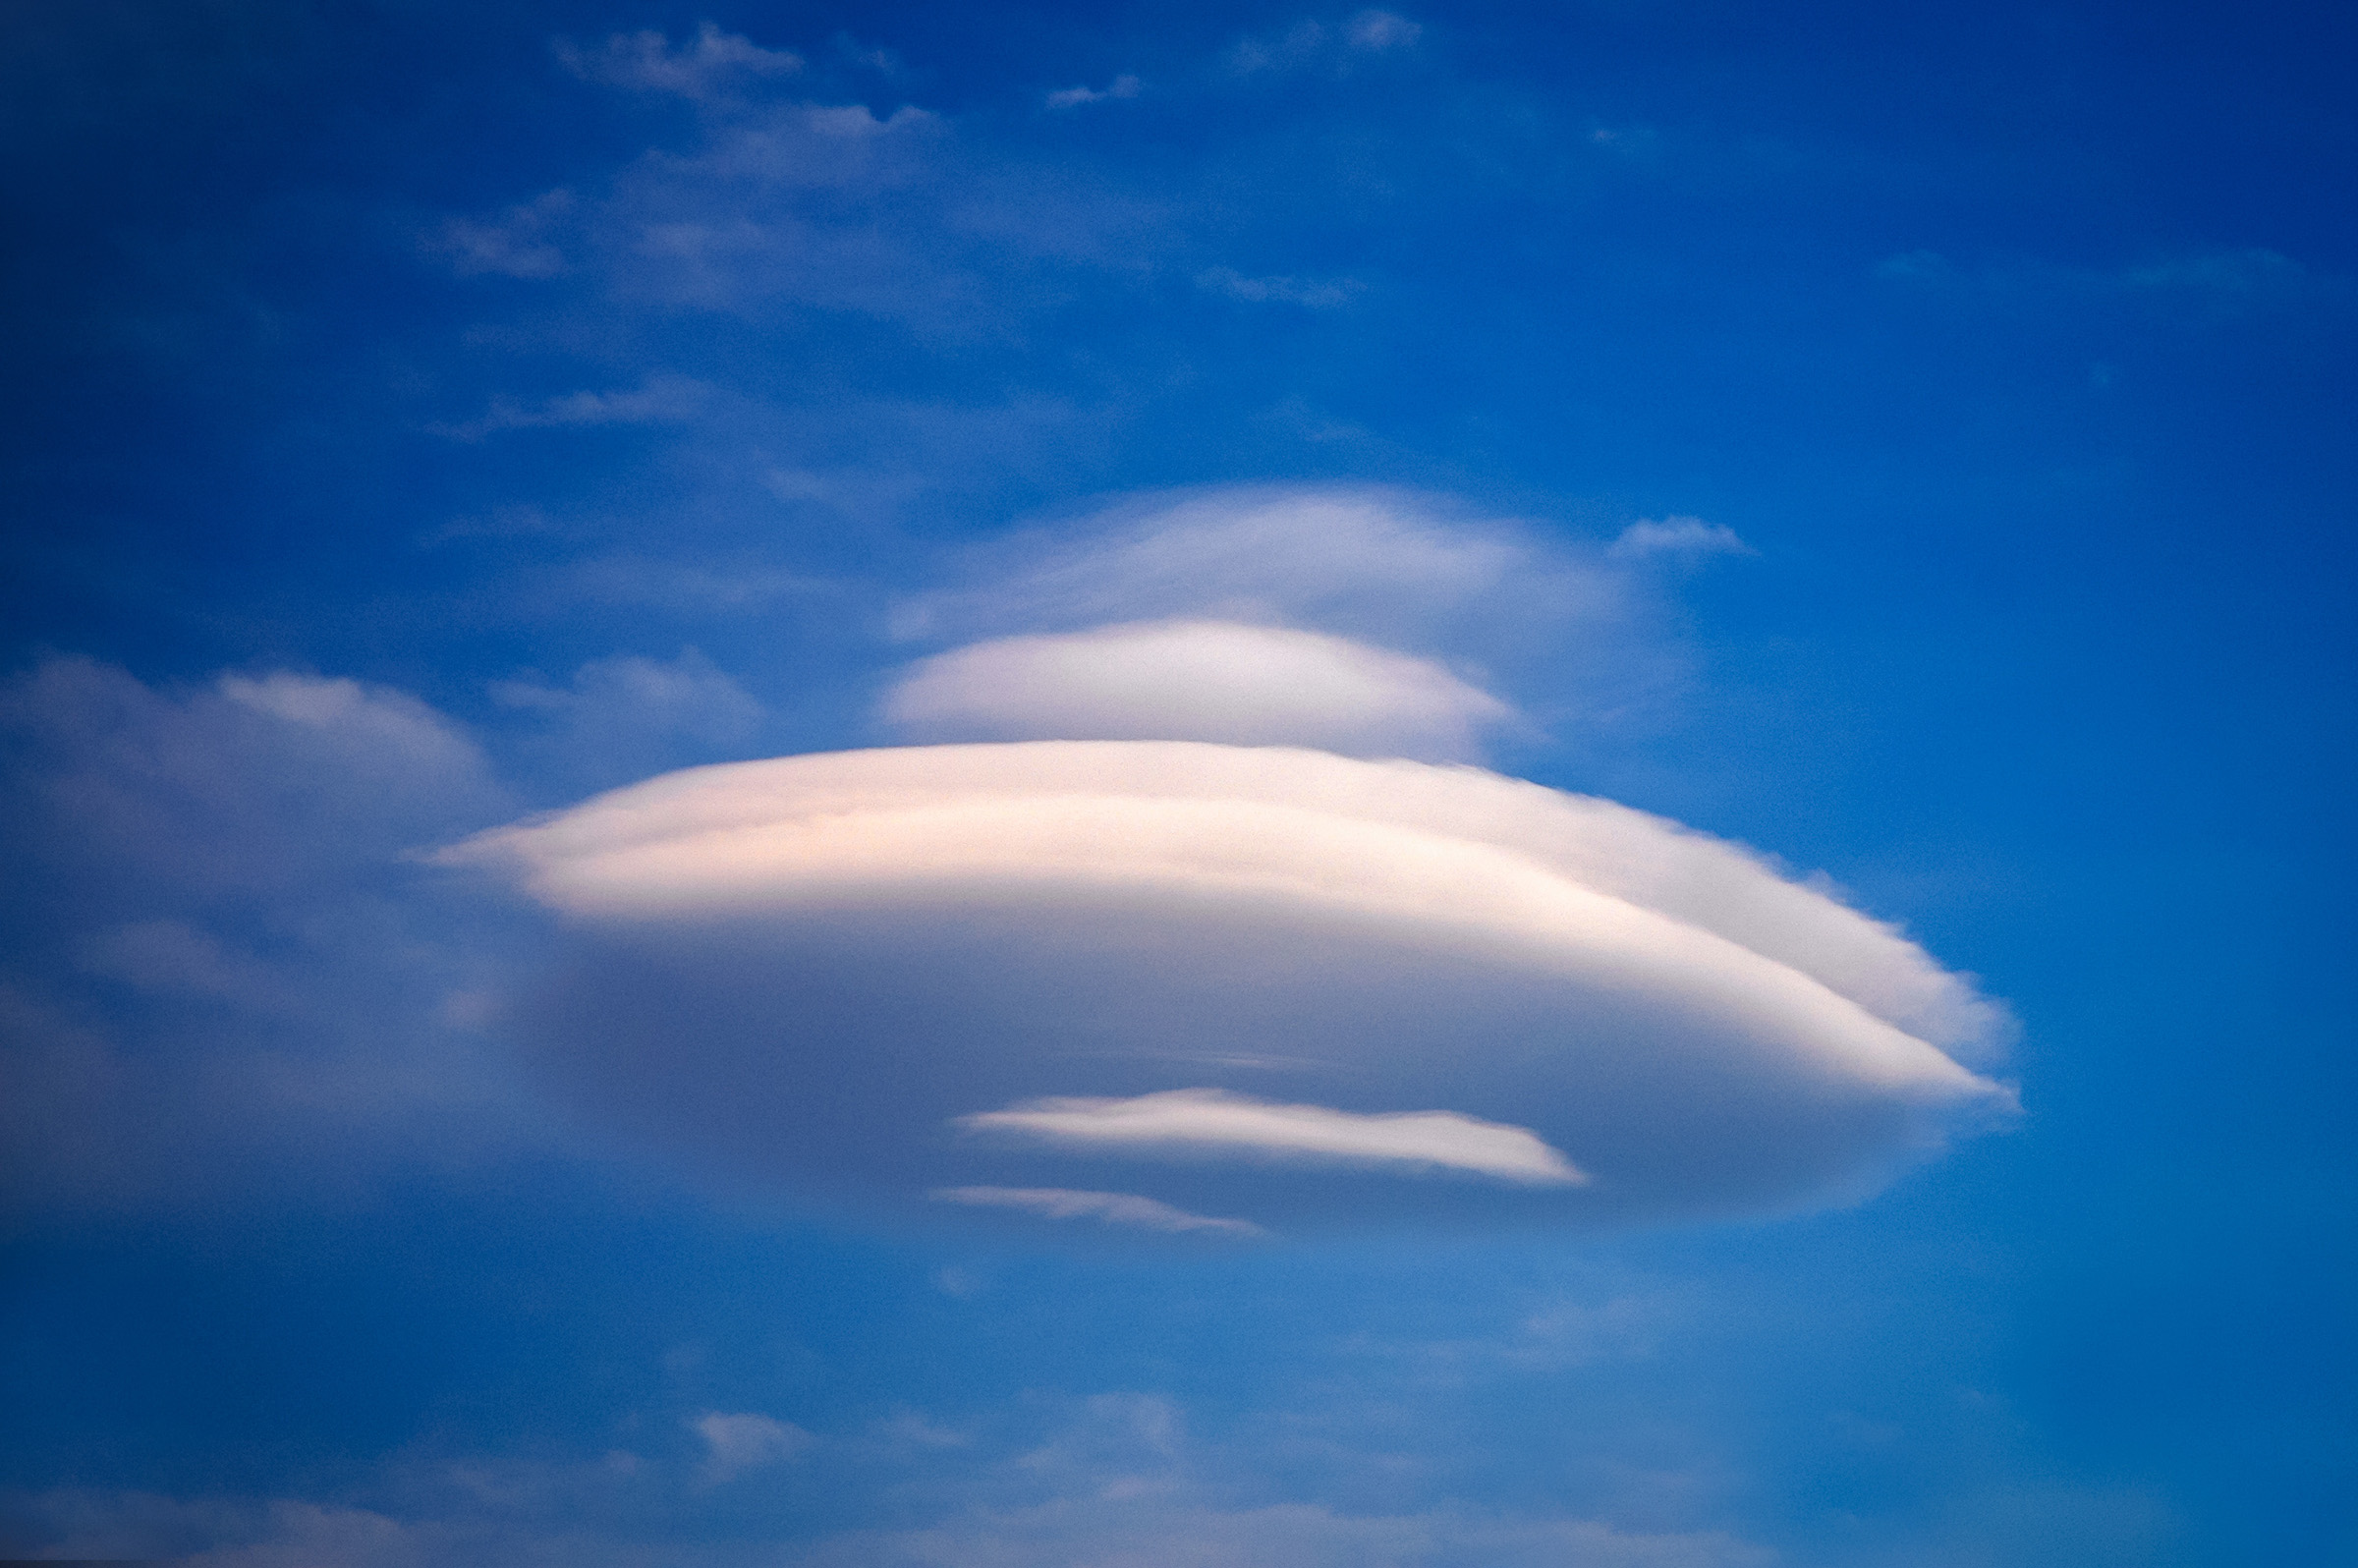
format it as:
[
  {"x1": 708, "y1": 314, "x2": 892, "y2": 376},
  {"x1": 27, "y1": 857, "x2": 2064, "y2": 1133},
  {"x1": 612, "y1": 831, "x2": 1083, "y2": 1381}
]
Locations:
[{"x1": 452, "y1": 740, "x2": 2014, "y2": 1233}]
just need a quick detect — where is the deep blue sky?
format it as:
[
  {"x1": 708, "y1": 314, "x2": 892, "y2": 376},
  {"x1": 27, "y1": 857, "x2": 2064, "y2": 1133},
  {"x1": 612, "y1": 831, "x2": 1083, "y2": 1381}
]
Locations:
[{"x1": 3, "y1": 2, "x2": 2353, "y2": 1563}]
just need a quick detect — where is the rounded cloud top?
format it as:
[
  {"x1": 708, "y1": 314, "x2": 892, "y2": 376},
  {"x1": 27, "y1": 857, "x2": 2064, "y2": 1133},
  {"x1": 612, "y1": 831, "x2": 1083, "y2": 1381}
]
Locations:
[{"x1": 455, "y1": 742, "x2": 2015, "y2": 1234}]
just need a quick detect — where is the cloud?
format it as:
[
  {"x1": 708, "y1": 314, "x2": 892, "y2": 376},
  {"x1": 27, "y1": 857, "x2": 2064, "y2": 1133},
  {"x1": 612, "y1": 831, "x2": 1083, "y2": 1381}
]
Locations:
[
  {"x1": 692, "y1": 1411, "x2": 815, "y2": 1484},
  {"x1": 889, "y1": 487, "x2": 1601, "y2": 649},
  {"x1": 434, "y1": 374, "x2": 712, "y2": 439},
  {"x1": 878, "y1": 618, "x2": 1514, "y2": 760},
  {"x1": 451, "y1": 739, "x2": 2014, "y2": 1232},
  {"x1": 75, "y1": 919, "x2": 295, "y2": 1011},
  {"x1": 558, "y1": 24, "x2": 805, "y2": 101},
  {"x1": 1230, "y1": 13, "x2": 1424, "y2": 75},
  {"x1": 1197, "y1": 266, "x2": 1363, "y2": 308},
  {"x1": 488, "y1": 648, "x2": 763, "y2": 791},
  {"x1": 2124, "y1": 248, "x2": 2306, "y2": 296},
  {"x1": 960, "y1": 1090, "x2": 1585, "y2": 1185},
  {"x1": 1046, "y1": 75, "x2": 1141, "y2": 109},
  {"x1": 1345, "y1": 11, "x2": 1425, "y2": 50},
  {"x1": 4, "y1": 1397, "x2": 1784, "y2": 1567},
  {"x1": 929, "y1": 1184, "x2": 1265, "y2": 1235},
  {"x1": 0, "y1": 658, "x2": 524, "y2": 1214},
  {"x1": 434, "y1": 189, "x2": 574, "y2": 279},
  {"x1": 1608, "y1": 517, "x2": 1754, "y2": 561}
]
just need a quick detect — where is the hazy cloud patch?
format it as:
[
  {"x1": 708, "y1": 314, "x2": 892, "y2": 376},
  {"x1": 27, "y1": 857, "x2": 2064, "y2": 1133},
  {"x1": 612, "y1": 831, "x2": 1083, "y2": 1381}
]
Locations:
[
  {"x1": 692, "y1": 1411, "x2": 816, "y2": 1484},
  {"x1": 1046, "y1": 75, "x2": 1142, "y2": 109},
  {"x1": 557, "y1": 23, "x2": 805, "y2": 101},
  {"x1": 1198, "y1": 266, "x2": 1364, "y2": 308}
]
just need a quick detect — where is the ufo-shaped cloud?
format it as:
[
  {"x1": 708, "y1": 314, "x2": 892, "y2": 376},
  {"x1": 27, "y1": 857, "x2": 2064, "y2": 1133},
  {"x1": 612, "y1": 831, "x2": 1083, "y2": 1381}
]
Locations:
[{"x1": 453, "y1": 741, "x2": 2013, "y2": 1233}]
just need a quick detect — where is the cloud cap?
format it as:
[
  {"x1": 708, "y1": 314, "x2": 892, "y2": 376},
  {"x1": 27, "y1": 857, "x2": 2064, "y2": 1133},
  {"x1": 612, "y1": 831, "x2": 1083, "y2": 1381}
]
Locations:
[
  {"x1": 880, "y1": 618, "x2": 1515, "y2": 760},
  {"x1": 454, "y1": 741, "x2": 2015, "y2": 1233}
]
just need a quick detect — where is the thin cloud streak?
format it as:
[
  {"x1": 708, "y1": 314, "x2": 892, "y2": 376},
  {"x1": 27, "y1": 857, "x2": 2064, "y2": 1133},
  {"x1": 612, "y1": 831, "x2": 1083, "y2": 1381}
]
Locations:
[
  {"x1": 959, "y1": 1090, "x2": 1588, "y2": 1185},
  {"x1": 929, "y1": 1184, "x2": 1266, "y2": 1235}
]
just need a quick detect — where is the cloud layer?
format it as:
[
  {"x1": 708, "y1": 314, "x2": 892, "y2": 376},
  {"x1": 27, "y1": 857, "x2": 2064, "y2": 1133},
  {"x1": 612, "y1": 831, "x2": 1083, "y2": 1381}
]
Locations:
[
  {"x1": 455, "y1": 740, "x2": 2013, "y2": 1232},
  {"x1": 959, "y1": 1090, "x2": 1585, "y2": 1185},
  {"x1": 881, "y1": 618, "x2": 1513, "y2": 759}
]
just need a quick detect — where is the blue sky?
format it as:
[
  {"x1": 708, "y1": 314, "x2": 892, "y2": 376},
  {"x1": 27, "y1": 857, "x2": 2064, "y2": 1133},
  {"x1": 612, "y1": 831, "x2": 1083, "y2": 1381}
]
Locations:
[{"x1": 2, "y1": 2, "x2": 2353, "y2": 1563}]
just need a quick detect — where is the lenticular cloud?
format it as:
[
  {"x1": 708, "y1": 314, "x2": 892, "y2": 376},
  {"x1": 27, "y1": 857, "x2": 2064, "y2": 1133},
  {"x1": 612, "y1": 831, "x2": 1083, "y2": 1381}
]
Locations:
[{"x1": 453, "y1": 741, "x2": 2014, "y2": 1232}]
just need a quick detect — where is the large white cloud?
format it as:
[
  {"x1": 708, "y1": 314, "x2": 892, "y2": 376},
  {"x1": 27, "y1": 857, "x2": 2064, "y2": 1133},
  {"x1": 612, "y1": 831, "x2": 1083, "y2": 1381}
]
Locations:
[
  {"x1": 452, "y1": 740, "x2": 2014, "y2": 1232},
  {"x1": 880, "y1": 618, "x2": 1514, "y2": 759}
]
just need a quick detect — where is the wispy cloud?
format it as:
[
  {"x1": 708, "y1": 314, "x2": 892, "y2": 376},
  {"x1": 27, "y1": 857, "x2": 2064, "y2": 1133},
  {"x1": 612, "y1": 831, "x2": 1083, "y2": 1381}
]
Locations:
[
  {"x1": 930, "y1": 1184, "x2": 1266, "y2": 1235},
  {"x1": 959, "y1": 1090, "x2": 1587, "y2": 1185},
  {"x1": 557, "y1": 23, "x2": 805, "y2": 101},
  {"x1": 1608, "y1": 516, "x2": 1754, "y2": 561},
  {"x1": 433, "y1": 188, "x2": 574, "y2": 278},
  {"x1": 691, "y1": 1410, "x2": 815, "y2": 1484},
  {"x1": 430, "y1": 374, "x2": 711, "y2": 440},
  {"x1": 1229, "y1": 11, "x2": 1426, "y2": 75},
  {"x1": 1197, "y1": 266, "x2": 1363, "y2": 308},
  {"x1": 1046, "y1": 74, "x2": 1142, "y2": 109}
]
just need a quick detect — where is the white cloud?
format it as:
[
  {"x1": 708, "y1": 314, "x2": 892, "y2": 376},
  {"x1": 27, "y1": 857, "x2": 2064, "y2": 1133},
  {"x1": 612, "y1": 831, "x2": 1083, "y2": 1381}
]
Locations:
[
  {"x1": 890, "y1": 487, "x2": 1595, "y2": 648},
  {"x1": 1229, "y1": 12, "x2": 1423, "y2": 74},
  {"x1": 929, "y1": 1184, "x2": 1266, "y2": 1235},
  {"x1": 434, "y1": 189, "x2": 573, "y2": 279},
  {"x1": 450, "y1": 739, "x2": 2013, "y2": 1231},
  {"x1": 879, "y1": 618, "x2": 1514, "y2": 760},
  {"x1": 1607, "y1": 517, "x2": 1754, "y2": 561},
  {"x1": 1046, "y1": 74, "x2": 1142, "y2": 109},
  {"x1": 435, "y1": 374, "x2": 711, "y2": 439},
  {"x1": 891, "y1": 485, "x2": 1727, "y2": 747},
  {"x1": 1346, "y1": 10, "x2": 1425, "y2": 50},
  {"x1": 1198, "y1": 266, "x2": 1363, "y2": 308},
  {"x1": 558, "y1": 24, "x2": 805, "y2": 100},
  {"x1": 692, "y1": 1411, "x2": 815, "y2": 1484},
  {"x1": 0, "y1": 658, "x2": 523, "y2": 1215},
  {"x1": 960, "y1": 1090, "x2": 1585, "y2": 1185},
  {"x1": 489, "y1": 648, "x2": 763, "y2": 789},
  {"x1": 5, "y1": 1416, "x2": 1784, "y2": 1568}
]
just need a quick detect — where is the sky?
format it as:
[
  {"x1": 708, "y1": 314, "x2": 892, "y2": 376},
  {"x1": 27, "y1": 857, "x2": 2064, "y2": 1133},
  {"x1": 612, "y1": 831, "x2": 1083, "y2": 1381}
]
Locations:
[{"x1": 1, "y1": 1, "x2": 2353, "y2": 1563}]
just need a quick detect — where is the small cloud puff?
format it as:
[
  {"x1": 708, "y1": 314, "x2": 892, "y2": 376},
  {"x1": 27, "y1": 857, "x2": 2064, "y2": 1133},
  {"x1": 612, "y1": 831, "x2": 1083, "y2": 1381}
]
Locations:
[
  {"x1": 879, "y1": 618, "x2": 1513, "y2": 761},
  {"x1": 1047, "y1": 75, "x2": 1142, "y2": 109},
  {"x1": 1608, "y1": 517, "x2": 1754, "y2": 561},
  {"x1": 692, "y1": 1411, "x2": 814, "y2": 1484},
  {"x1": 434, "y1": 189, "x2": 574, "y2": 279}
]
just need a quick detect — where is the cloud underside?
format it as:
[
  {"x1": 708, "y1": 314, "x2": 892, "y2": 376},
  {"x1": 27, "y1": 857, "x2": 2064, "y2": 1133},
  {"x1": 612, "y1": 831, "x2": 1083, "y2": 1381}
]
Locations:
[
  {"x1": 881, "y1": 618, "x2": 1513, "y2": 759},
  {"x1": 458, "y1": 741, "x2": 2014, "y2": 1230}
]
